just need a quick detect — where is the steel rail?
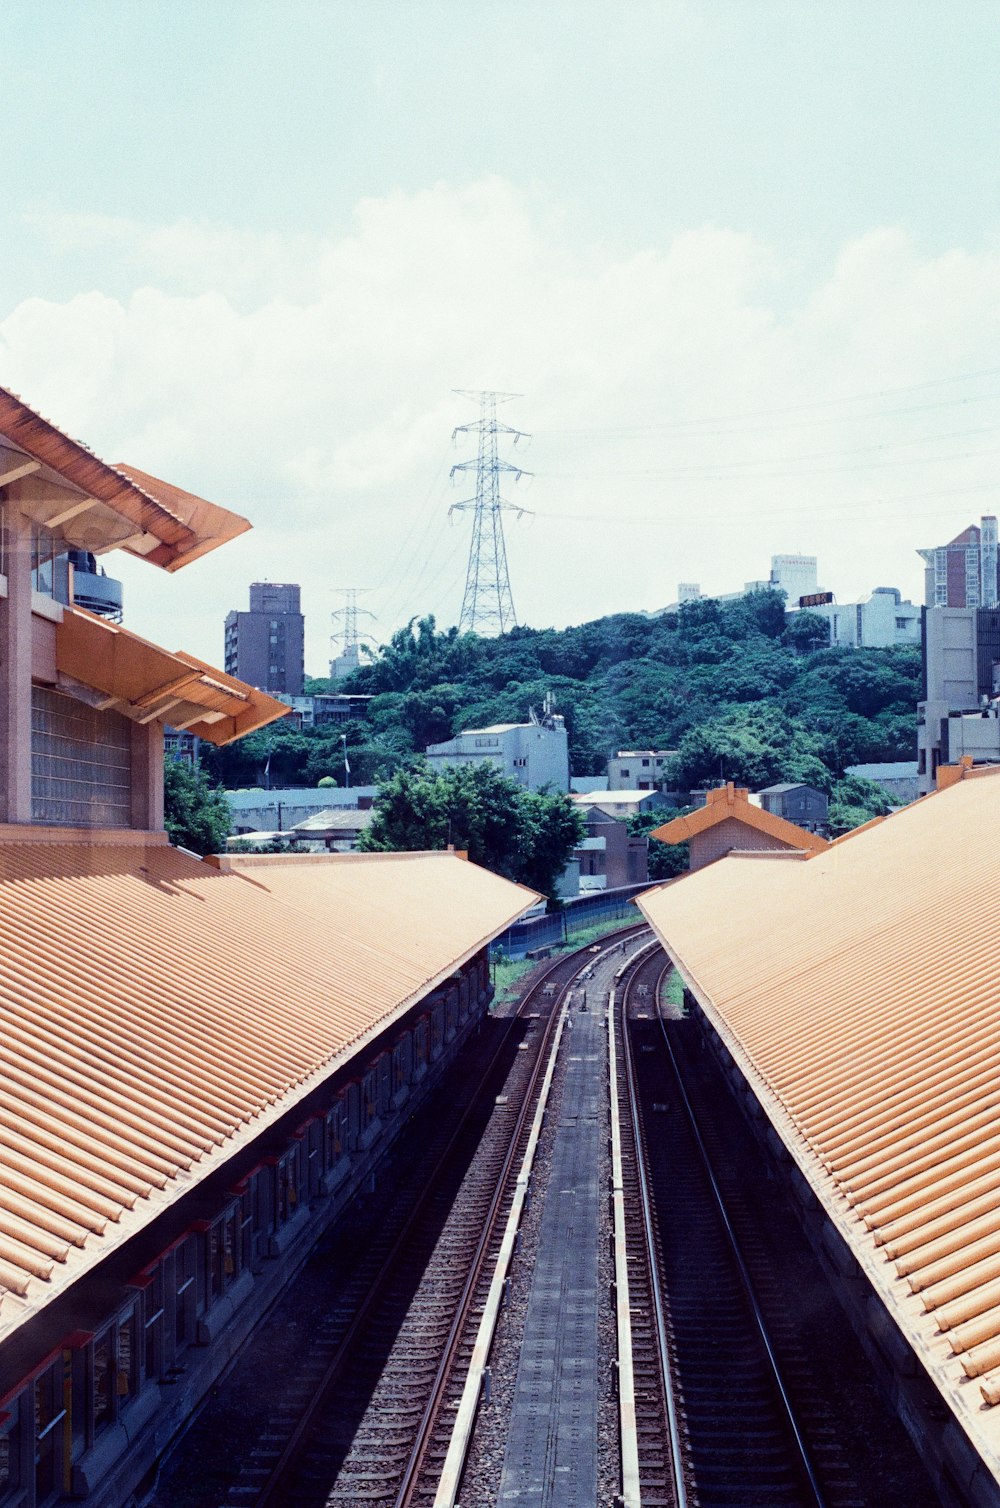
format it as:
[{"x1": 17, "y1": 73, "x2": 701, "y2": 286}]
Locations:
[
  {"x1": 396, "y1": 923, "x2": 650, "y2": 1508},
  {"x1": 254, "y1": 941, "x2": 590, "y2": 1507},
  {"x1": 256, "y1": 924, "x2": 647, "y2": 1507},
  {"x1": 650, "y1": 962, "x2": 829, "y2": 1508},
  {"x1": 618, "y1": 949, "x2": 688, "y2": 1508}
]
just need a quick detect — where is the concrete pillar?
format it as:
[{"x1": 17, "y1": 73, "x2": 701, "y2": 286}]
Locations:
[
  {"x1": 131, "y1": 720, "x2": 165, "y2": 832},
  {"x1": 0, "y1": 505, "x2": 35, "y2": 824}
]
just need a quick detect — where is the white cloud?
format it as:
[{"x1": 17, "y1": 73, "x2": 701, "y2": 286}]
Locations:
[{"x1": 4, "y1": 181, "x2": 1000, "y2": 672}]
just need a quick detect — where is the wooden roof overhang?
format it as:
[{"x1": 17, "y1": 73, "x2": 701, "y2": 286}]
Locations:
[
  {"x1": 0, "y1": 387, "x2": 250, "y2": 570},
  {"x1": 54, "y1": 606, "x2": 289, "y2": 745}
]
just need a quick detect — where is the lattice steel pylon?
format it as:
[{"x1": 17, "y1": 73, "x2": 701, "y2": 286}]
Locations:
[{"x1": 449, "y1": 389, "x2": 531, "y2": 635}]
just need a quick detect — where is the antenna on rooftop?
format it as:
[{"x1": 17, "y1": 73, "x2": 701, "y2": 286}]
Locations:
[{"x1": 449, "y1": 390, "x2": 532, "y2": 635}]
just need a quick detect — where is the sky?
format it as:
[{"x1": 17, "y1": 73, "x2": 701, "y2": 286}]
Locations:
[{"x1": 2, "y1": 1, "x2": 1000, "y2": 675}]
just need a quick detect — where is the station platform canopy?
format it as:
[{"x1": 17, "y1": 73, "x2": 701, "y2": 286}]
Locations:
[
  {"x1": 638, "y1": 765, "x2": 1000, "y2": 1481},
  {"x1": 0, "y1": 842, "x2": 539, "y2": 1344}
]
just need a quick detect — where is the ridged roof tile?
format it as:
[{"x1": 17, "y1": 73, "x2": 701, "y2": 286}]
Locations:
[
  {"x1": 638, "y1": 768, "x2": 1000, "y2": 1476},
  {"x1": 0, "y1": 840, "x2": 536, "y2": 1340}
]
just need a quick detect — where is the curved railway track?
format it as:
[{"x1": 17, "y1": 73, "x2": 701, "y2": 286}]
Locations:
[{"x1": 258, "y1": 924, "x2": 648, "y2": 1508}]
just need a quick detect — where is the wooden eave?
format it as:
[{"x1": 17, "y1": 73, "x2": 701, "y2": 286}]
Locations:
[
  {"x1": 54, "y1": 606, "x2": 289, "y2": 746},
  {"x1": 0, "y1": 387, "x2": 250, "y2": 571}
]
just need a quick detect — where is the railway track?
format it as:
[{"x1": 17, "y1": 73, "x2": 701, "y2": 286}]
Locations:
[
  {"x1": 256, "y1": 924, "x2": 648, "y2": 1508},
  {"x1": 616, "y1": 944, "x2": 859, "y2": 1508}
]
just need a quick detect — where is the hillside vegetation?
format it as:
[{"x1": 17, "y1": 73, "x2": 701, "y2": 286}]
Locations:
[{"x1": 205, "y1": 590, "x2": 920, "y2": 797}]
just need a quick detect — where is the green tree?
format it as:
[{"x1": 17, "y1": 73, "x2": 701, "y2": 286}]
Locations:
[
  {"x1": 784, "y1": 611, "x2": 830, "y2": 654},
  {"x1": 826, "y1": 773, "x2": 897, "y2": 836},
  {"x1": 164, "y1": 760, "x2": 232, "y2": 856},
  {"x1": 357, "y1": 763, "x2": 584, "y2": 901}
]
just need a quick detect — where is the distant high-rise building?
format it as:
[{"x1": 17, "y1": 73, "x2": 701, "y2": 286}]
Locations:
[
  {"x1": 917, "y1": 517, "x2": 1000, "y2": 609},
  {"x1": 225, "y1": 582, "x2": 304, "y2": 697}
]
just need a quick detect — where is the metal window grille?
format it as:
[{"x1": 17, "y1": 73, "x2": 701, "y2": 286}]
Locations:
[{"x1": 31, "y1": 687, "x2": 132, "y2": 827}]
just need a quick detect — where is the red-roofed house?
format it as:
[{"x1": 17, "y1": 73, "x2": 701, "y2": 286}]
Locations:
[{"x1": 651, "y1": 782, "x2": 829, "y2": 871}]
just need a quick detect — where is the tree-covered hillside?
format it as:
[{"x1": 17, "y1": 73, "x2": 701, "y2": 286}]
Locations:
[{"x1": 204, "y1": 589, "x2": 920, "y2": 795}]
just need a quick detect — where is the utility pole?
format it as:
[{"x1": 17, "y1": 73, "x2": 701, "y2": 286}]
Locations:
[{"x1": 449, "y1": 390, "x2": 531, "y2": 635}]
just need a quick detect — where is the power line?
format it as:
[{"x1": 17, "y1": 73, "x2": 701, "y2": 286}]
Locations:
[
  {"x1": 449, "y1": 390, "x2": 531, "y2": 635},
  {"x1": 541, "y1": 365, "x2": 1000, "y2": 436}
]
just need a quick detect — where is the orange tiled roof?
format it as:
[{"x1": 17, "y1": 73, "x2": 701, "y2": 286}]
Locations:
[
  {"x1": 55, "y1": 606, "x2": 289, "y2": 745},
  {"x1": 651, "y1": 782, "x2": 828, "y2": 854},
  {"x1": 0, "y1": 840, "x2": 538, "y2": 1340},
  {"x1": 0, "y1": 385, "x2": 250, "y2": 569},
  {"x1": 637, "y1": 766, "x2": 1000, "y2": 1474}
]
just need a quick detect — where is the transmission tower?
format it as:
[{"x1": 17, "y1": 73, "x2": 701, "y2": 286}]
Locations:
[
  {"x1": 449, "y1": 390, "x2": 531, "y2": 635},
  {"x1": 330, "y1": 587, "x2": 376, "y2": 679}
]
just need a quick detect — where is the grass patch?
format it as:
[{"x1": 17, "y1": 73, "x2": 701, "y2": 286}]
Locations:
[
  {"x1": 664, "y1": 967, "x2": 685, "y2": 1007},
  {"x1": 492, "y1": 953, "x2": 537, "y2": 1003},
  {"x1": 491, "y1": 912, "x2": 642, "y2": 1006}
]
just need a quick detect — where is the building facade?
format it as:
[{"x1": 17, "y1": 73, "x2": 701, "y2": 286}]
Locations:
[
  {"x1": 225, "y1": 582, "x2": 305, "y2": 698},
  {"x1": 757, "y1": 782, "x2": 829, "y2": 831},
  {"x1": 225, "y1": 786, "x2": 378, "y2": 835},
  {"x1": 572, "y1": 803, "x2": 648, "y2": 890},
  {"x1": 607, "y1": 750, "x2": 676, "y2": 791},
  {"x1": 917, "y1": 605, "x2": 1000, "y2": 791},
  {"x1": 917, "y1": 516, "x2": 1000, "y2": 609},
  {"x1": 652, "y1": 782, "x2": 828, "y2": 871},
  {"x1": 802, "y1": 586, "x2": 922, "y2": 649},
  {"x1": 425, "y1": 712, "x2": 569, "y2": 792}
]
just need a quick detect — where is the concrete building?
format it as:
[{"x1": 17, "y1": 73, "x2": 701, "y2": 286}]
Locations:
[
  {"x1": 757, "y1": 782, "x2": 829, "y2": 831},
  {"x1": 844, "y1": 762, "x2": 921, "y2": 804},
  {"x1": 638, "y1": 765, "x2": 1000, "y2": 1503},
  {"x1": 0, "y1": 385, "x2": 535, "y2": 1508},
  {"x1": 286, "y1": 806, "x2": 375, "y2": 851},
  {"x1": 571, "y1": 804, "x2": 648, "y2": 891},
  {"x1": 917, "y1": 605, "x2": 1000, "y2": 791},
  {"x1": 225, "y1": 581, "x2": 305, "y2": 698},
  {"x1": 425, "y1": 709, "x2": 569, "y2": 793},
  {"x1": 918, "y1": 516, "x2": 1000, "y2": 608},
  {"x1": 569, "y1": 774, "x2": 610, "y2": 796},
  {"x1": 329, "y1": 640, "x2": 363, "y2": 682},
  {"x1": 651, "y1": 782, "x2": 828, "y2": 871},
  {"x1": 285, "y1": 692, "x2": 371, "y2": 728},
  {"x1": 225, "y1": 785, "x2": 378, "y2": 835},
  {"x1": 663, "y1": 554, "x2": 822, "y2": 614},
  {"x1": 607, "y1": 750, "x2": 676, "y2": 791},
  {"x1": 769, "y1": 553, "x2": 819, "y2": 604},
  {"x1": 803, "y1": 586, "x2": 922, "y2": 649}
]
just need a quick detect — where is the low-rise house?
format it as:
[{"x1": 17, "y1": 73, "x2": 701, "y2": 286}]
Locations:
[
  {"x1": 571, "y1": 803, "x2": 648, "y2": 891},
  {"x1": 570, "y1": 789, "x2": 662, "y2": 818},
  {"x1": 757, "y1": 782, "x2": 829, "y2": 831},
  {"x1": 290, "y1": 806, "x2": 375, "y2": 851},
  {"x1": 226, "y1": 786, "x2": 378, "y2": 834},
  {"x1": 845, "y1": 762, "x2": 921, "y2": 804},
  {"x1": 607, "y1": 750, "x2": 676, "y2": 791},
  {"x1": 652, "y1": 782, "x2": 828, "y2": 871}
]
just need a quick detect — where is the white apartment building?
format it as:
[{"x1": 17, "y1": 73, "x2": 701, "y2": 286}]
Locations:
[
  {"x1": 425, "y1": 713, "x2": 569, "y2": 792},
  {"x1": 806, "y1": 587, "x2": 922, "y2": 649},
  {"x1": 607, "y1": 750, "x2": 676, "y2": 790}
]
